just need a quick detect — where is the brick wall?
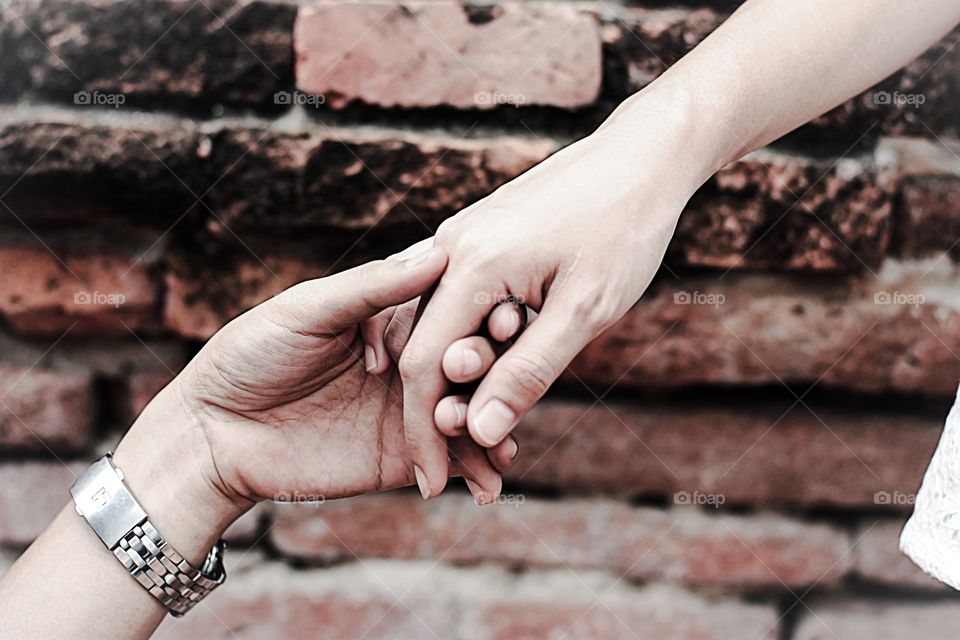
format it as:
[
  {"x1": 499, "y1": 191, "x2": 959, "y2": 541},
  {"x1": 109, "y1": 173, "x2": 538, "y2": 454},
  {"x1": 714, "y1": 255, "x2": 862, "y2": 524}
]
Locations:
[{"x1": 2, "y1": 1, "x2": 960, "y2": 638}]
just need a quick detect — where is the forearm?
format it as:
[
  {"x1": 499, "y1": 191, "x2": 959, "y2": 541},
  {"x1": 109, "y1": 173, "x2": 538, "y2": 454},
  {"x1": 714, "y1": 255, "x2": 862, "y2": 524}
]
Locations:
[
  {"x1": 611, "y1": 0, "x2": 960, "y2": 183},
  {"x1": 0, "y1": 385, "x2": 242, "y2": 640}
]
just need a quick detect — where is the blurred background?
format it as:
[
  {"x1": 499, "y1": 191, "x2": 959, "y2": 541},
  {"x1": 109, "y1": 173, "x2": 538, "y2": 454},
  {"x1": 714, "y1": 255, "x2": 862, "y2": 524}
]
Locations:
[{"x1": 1, "y1": 0, "x2": 960, "y2": 638}]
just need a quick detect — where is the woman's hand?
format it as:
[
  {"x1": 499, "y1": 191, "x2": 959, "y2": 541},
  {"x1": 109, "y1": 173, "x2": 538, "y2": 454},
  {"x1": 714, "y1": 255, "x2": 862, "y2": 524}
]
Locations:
[
  {"x1": 116, "y1": 248, "x2": 520, "y2": 536},
  {"x1": 386, "y1": 94, "x2": 713, "y2": 496}
]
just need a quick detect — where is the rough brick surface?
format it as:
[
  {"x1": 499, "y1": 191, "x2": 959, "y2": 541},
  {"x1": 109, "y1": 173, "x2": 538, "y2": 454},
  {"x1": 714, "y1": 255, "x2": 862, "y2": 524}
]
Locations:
[
  {"x1": 673, "y1": 149, "x2": 892, "y2": 270},
  {"x1": 0, "y1": 462, "x2": 79, "y2": 545},
  {"x1": 853, "y1": 520, "x2": 947, "y2": 589},
  {"x1": 163, "y1": 250, "x2": 327, "y2": 339},
  {"x1": 0, "y1": 244, "x2": 160, "y2": 336},
  {"x1": 508, "y1": 400, "x2": 938, "y2": 508},
  {"x1": 880, "y1": 137, "x2": 960, "y2": 259},
  {"x1": 295, "y1": 1, "x2": 602, "y2": 109},
  {"x1": 795, "y1": 600, "x2": 960, "y2": 640},
  {"x1": 568, "y1": 260, "x2": 960, "y2": 396},
  {"x1": 5, "y1": 0, "x2": 294, "y2": 107},
  {"x1": 161, "y1": 561, "x2": 779, "y2": 639},
  {"x1": 0, "y1": 106, "x2": 198, "y2": 226},
  {"x1": 270, "y1": 492, "x2": 850, "y2": 589},
  {"x1": 0, "y1": 366, "x2": 92, "y2": 452},
  {"x1": 203, "y1": 123, "x2": 557, "y2": 237},
  {"x1": 602, "y1": 8, "x2": 725, "y2": 100}
]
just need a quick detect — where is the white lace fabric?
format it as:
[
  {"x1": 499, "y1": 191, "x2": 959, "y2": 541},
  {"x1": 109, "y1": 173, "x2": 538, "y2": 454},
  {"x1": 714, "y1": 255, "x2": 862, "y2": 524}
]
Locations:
[{"x1": 900, "y1": 383, "x2": 960, "y2": 590}]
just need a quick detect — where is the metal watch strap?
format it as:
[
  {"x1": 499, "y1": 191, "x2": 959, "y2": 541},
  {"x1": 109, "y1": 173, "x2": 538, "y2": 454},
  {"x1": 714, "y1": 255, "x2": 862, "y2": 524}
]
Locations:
[{"x1": 70, "y1": 454, "x2": 226, "y2": 617}]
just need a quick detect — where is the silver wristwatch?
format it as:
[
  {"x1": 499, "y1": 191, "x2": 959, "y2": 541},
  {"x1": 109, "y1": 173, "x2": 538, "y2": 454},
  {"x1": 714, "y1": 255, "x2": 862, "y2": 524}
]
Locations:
[{"x1": 70, "y1": 454, "x2": 226, "y2": 617}]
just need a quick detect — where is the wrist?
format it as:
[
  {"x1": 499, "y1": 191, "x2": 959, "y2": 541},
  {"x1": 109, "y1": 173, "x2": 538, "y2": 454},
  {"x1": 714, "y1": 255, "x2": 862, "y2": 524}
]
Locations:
[
  {"x1": 602, "y1": 78, "x2": 737, "y2": 194},
  {"x1": 112, "y1": 380, "x2": 248, "y2": 565}
]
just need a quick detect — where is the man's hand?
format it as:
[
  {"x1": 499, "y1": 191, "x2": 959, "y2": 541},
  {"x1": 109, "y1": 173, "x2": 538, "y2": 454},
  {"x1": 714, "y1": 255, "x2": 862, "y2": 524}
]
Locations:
[{"x1": 121, "y1": 247, "x2": 519, "y2": 528}]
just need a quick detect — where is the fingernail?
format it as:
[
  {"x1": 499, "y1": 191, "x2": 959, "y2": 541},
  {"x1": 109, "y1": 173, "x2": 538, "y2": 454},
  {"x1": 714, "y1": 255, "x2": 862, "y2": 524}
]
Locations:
[
  {"x1": 454, "y1": 401, "x2": 467, "y2": 426},
  {"x1": 474, "y1": 399, "x2": 516, "y2": 446},
  {"x1": 465, "y1": 479, "x2": 488, "y2": 505},
  {"x1": 404, "y1": 247, "x2": 434, "y2": 268},
  {"x1": 364, "y1": 345, "x2": 378, "y2": 372},
  {"x1": 503, "y1": 437, "x2": 518, "y2": 460},
  {"x1": 414, "y1": 465, "x2": 431, "y2": 499},
  {"x1": 461, "y1": 348, "x2": 482, "y2": 375}
]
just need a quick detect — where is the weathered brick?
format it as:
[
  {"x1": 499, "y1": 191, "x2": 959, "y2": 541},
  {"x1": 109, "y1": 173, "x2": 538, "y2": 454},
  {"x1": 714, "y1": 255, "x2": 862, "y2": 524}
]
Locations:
[
  {"x1": 853, "y1": 520, "x2": 947, "y2": 589},
  {"x1": 879, "y1": 136, "x2": 960, "y2": 260},
  {"x1": 0, "y1": 244, "x2": 160, "y2": 336},
  {"x1": 161, "y1": 561, "x2": 779, "y2": 639},
  {"x1": 202, "y1": 123, "x2": 556, "y2": 237},
  {"x1": 568, "y1": 260, "x2": 960, "y2": 396},
  {"x1": 295, "y1": 1, "x2": 601, "y2": 109},
  {"x1": 508, "y1": 399, "x2": 938, "y2": 508},
  {"x1": 163, "y1": 251, "x2": 328, "y2": 340},
  {"x1": 270, "y1": 492, "x2": 850, "y2": 589},
  {"x1": 0, "y1": 106, "x2": 198, "y2": 227},
  {"x1": 672, "y1": 149, "x2": 892, "y2": 271},
  {"x1": 795, "y1": 599, "x2": 960, "y2": 640},
  {"x1": 0, "y1": 462, "x2": 80, "y2": 545},
  {"x1": 601, "y1": 7, "x2": 725, "y2": 100},
  {"x1": 0, "y1": 366, "x2": 92, "y2": 452},
  {"x1": 5, "y1": 0, "x2": 294, "y2": 107}
]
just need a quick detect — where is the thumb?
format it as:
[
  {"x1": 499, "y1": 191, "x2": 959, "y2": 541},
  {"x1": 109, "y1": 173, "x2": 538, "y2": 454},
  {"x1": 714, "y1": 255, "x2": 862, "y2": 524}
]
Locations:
[
  {"x1": 270, "y1": 247, "x2": 447, "y2": 335},
  {"x1": 466, "y1": 294, "x2": 598, "y2": 447}
]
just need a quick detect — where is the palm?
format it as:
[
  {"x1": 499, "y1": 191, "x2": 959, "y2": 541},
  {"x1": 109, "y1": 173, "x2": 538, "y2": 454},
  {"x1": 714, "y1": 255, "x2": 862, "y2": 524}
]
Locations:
[{"x1": 186, "y1": 297, "x2": 419, "y2": 503}]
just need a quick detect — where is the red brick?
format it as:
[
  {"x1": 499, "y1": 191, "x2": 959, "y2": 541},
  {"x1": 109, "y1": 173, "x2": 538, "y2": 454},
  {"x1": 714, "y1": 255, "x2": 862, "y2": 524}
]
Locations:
[
  {"x1": 295, "y1": 1, "x2": 601, "y2": 109},
  {"x1": 508, "y1": 400, "x2": 939, "y2": 509},
  {"x1": 0, "y1": 244, "x2": 160, "y2": 337},
  {"x1": 672, "y1": 149, "x2": 892, "y2": 271},
  {"x1": 270, "y1": 493, "x2": 850, "y2": 589},
  {"x1": 0, "y1": 462, "x2": 80, "y2": 545},
  {"x1": 203, "y1": 124, "x2": 556, "y2": 237},
  {"x1": 879, "y1": 136, "x2": 960, "y2": 259},
  {"x1": 0, "y1": 366, "x2": 92, "y2": 452},
  {"x1": 4, "y1": 0, "x2": 294, "y2": 107},
  {"x1": 161, "y1": 561, "x2": 779, "y2": 639},
  {"x1": 0, "y1": 106, "x2": 198, "y2": 226},
  {"x1": 163, "y1": 252, "x2": 328, "y2": 340},
  {"x1": 568, "y1": 260, "x2": 960, "y2": 396},
  {"x1": 795, "y1": 600, "x2": 960, "y2": 640},
  {"x1": 852, "y1": 520, "x2": 947, "y2": 589}
]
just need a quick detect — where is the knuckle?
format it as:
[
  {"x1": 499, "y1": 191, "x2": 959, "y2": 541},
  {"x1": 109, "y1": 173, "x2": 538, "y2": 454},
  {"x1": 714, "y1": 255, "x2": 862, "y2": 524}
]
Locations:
[
  {"x1": 397, "y1": 347, "x2": 430, "y2": 380},
  {"x1": 567, "y1": 287, "x2": 619, "y2": 334},
  {"x1": 501, "y1": 351, "x2": 556, "y2": 401}
]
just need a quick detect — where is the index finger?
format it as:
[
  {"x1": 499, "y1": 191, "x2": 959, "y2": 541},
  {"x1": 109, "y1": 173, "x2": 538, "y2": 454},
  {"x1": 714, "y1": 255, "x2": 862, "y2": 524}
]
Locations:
[{"x1": 399, "y1": 268, "x2": 495, "y2": 498}]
